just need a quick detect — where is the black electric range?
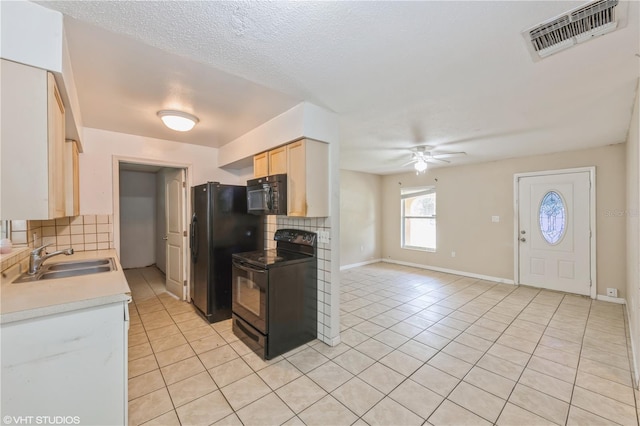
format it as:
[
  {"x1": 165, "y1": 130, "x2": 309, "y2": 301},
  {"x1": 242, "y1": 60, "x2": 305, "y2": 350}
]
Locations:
[{"x1": 231, "y1": 229, "x2": 318, "y2": 359}]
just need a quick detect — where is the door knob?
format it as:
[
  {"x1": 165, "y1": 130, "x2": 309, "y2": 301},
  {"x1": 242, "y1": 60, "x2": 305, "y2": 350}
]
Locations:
[
  {"x1": 162, "y1": 236, "x2": 168, "y2": 240},
  {"x1": 520, "y1": 237, "x2": 526, "y2": 242}
]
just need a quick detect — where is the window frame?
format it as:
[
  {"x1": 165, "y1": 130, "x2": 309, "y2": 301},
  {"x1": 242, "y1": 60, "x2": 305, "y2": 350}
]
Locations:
[{"x1": 401, "y1": 186, "x2": 436, "y2": 252}]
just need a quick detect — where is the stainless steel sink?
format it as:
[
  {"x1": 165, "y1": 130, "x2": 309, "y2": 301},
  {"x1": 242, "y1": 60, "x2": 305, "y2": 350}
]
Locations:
[
  {"x1": 46, "y1": 258, "x2": 112, "y2": 271},
  {"x1": 38, "y1": 266, "x2": 113, "y2": 280},
  {"x1": 13, "y1": 257, "x2": 116, "y2": 283}
]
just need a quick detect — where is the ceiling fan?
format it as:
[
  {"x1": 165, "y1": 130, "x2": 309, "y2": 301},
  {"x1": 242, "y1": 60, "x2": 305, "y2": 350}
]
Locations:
[{"x1": 403, "y1": 146, "x2": 466, "y2": 174}]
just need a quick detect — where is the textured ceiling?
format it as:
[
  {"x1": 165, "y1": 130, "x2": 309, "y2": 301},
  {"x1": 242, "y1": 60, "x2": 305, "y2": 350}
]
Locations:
[{"x1": 39, "y1": 1, "x2": 640, "y2": 174}]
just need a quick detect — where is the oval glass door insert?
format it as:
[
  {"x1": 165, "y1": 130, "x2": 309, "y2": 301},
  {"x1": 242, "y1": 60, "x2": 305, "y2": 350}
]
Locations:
[{"x1": 539, "y1": 191, "x2": 566, "y2": 244}]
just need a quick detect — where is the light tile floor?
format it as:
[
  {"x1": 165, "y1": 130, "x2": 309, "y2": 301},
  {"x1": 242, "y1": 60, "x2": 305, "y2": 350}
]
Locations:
[{"x1": 126, "y1": 263, "x2": 639, "y2": 425}]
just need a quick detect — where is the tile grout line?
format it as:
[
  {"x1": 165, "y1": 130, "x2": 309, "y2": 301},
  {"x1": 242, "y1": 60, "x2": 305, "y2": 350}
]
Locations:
[
  {"x1": 130, "y1": 269, "x2": 178, "y2": 424},
  {"x1": 492, "y1": 292, "x2": 573, "y2": 426},
  {"x1": 415, "y1": 283, "x2": 546, "y2": 424},
  {"x1": 343, "y1": 273, "x2": 524, "y2": 424},
  {"x1": 130, "y1": 263, "x2": 636, "y2": 426}
]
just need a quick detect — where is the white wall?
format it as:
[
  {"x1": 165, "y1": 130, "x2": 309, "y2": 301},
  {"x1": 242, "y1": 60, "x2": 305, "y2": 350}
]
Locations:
[
  {"x1": 382, "y1": 144, "x2": 626, "y2": 297},
  {"x1": 340, "y1": 170, "x2": 382, "y2": 267},
  {"x1": 626, "y1": 79, "x2": 640, "y2": 386},
  {"x1": 119, "y1": 170, "x2": 156, "y2": 268},
  {"x1": 79, "y1": 127, "x2": 252, "y2": 215}
]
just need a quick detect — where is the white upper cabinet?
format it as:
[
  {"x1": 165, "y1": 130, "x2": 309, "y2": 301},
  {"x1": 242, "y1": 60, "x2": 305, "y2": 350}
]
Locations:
[{"x1": 1, "y1": 59, "x2": 67, "y2": 219}]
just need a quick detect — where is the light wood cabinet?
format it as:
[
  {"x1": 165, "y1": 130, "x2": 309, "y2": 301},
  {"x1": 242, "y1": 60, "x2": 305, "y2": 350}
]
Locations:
[
  {"x1": 65, "y1": 139, "x2": 80, "y2": 216},
  {"x1": 253, "y1": 146, "x2": 288, "y2": 178},
  {"x1": 1, "y1": 59, "x2": 66, "y2": 219},
  {"x1": 252, "y1": 139, "x2": 329, "y2": 217},
  {"x1": 268, "y1": 146, "x2": 287, "y2": 175},
  {"x1": 286, "y1": 139, "x2": 329, "y2": 217},
  {"x1": 253, "y1": 151, "x2": 269, "y2": 178}
]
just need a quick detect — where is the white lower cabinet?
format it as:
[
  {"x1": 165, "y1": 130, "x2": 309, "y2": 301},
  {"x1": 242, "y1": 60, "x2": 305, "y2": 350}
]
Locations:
[{"x1": 1, "y1": 300, "x2": 129, "y2": 425}]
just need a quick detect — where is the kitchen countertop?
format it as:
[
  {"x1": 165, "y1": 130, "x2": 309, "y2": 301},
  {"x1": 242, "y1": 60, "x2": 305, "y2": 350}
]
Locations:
[{"x1": 0, "y1": 249, "x2": 131, "y2": 324}]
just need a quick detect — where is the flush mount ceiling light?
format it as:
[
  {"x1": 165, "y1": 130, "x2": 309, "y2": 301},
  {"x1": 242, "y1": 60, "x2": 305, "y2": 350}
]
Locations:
[{"x1": 157, "y1": 110, "x2": 199, "y2": 132}]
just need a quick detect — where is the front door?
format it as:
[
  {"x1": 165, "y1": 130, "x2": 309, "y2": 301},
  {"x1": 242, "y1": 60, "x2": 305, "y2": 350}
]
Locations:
[
  {"x1": 516, "y1": 169, "x2": 593, "y2": 296},
  {"x1": 165, "y1": 169, "x2": 185, "y2": 299}
]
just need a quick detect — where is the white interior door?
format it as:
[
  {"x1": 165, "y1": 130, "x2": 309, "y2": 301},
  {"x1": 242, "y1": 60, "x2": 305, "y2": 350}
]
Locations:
[
  {"x1": 165, "y1": 169, "x2": 185, "y2": 299},
  {"x1": 517, "y1": 170, "x2": 592, "y2": 296}
]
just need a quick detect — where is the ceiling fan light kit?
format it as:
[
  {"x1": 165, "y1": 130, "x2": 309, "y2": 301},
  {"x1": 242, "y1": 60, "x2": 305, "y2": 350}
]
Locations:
[
  {"x1": 157, "y1": 110, "x2": 199, "y2": 132},
  {"x1": 404, "y1": 145, "x2": 466, "y2": 174},
  {"x1": 414, "y1": 159, "x2": 428, "y2": 174}
]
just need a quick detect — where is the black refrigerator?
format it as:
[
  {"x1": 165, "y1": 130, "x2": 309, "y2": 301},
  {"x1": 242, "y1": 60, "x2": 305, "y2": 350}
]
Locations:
[{"x1": 190, "y1": 182, "x2": 263, "y2": 323}]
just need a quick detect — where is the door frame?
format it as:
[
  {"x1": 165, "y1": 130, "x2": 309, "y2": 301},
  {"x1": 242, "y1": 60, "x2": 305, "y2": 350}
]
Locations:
[
  {"x1": 513, "y1": 166, "x2": 597, "y2": 299},
  {"x1": 112, "y1": 155, "x2": 192, "y2": 301}
]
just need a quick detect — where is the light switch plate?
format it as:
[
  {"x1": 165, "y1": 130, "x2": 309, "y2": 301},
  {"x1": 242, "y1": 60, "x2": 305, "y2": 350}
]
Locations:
[
  {"x1": 492, "y1": 216, "x2": 500, "y2": 223},
  {"x1": 317, "y1": 230, "x2": 330, "y2": 244}
]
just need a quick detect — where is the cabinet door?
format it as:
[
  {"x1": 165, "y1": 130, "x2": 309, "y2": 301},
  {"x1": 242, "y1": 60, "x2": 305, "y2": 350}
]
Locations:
[
  {"x1": 65, "y1": 140, "x2": 80, "y2": 216},
  {"x1": 286, "y1": 140, "x2": 307, "y2": 216},
  {"x1": 73, "y1": 142, "x2": 80, "y2": 214},
  {"x1": 1, "y1": 302, "x2": 128, "y2": 425},
  {"x1": 48, "y1": 72, "x2": 66, "y2": 218},
  {"x1": 268, "y1": 146, "x2": 287, "y2": 174},
  {"x1": 1, "y1": 60, "x2": 49, "y2": 219},
  {"x1": 254, "y1": 152, "x2": 269, "y2": 178},
  {"x1": 0, "y1": 62, "x2": 67, "y2": 219}
]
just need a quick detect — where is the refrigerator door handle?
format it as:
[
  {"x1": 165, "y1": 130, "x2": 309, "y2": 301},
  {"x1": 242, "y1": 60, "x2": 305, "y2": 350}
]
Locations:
[{"x1": 191, "y1": 214, "x2": 198, "y2": 262}]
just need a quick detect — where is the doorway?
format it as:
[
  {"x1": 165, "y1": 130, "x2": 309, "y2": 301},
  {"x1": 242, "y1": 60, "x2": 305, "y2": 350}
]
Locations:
[
  {"x1": 114, "y1": 158, "x2": 190, "y2": 300},
  {"x1": 514, "y1": 167, "x2": 596, "y2": 297}
]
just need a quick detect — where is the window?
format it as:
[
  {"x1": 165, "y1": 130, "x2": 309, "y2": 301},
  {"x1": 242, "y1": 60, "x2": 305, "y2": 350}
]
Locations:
[
  {"x1": 539, "y1": 190, "x2": 566, "y2": 245},
  {"x1": 401, "y1": 187, "x2": 436, "y2": 251}
]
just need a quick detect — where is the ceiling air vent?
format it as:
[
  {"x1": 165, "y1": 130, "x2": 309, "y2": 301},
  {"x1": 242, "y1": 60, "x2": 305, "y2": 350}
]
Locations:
[{"x1": 523, "y1": 0, "x2": 627, "y2": 61}]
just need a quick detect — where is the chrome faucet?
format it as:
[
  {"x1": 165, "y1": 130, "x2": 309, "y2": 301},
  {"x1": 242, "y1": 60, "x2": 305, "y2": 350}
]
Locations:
[{"x1": 28, "y1": 243, "x2": 74, "y2": 275}]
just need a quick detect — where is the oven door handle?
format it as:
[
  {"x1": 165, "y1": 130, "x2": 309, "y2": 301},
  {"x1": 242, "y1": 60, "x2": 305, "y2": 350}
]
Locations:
[{"x1": 232, "y1": 259, "x2": 266, "y2": 274}]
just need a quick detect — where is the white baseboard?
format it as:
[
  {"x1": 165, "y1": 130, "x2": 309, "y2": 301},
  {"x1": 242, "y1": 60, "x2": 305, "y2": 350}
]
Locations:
[
  {"x1": 624, "y1": 302, "x2": 640, "y2": 388},
  {"x1": 340, "y1": 259, "x2": 383, "y2": 271},
  {"x1": 382, "y1": 258, "x2": 515, "y2": 285},
  {"x1": 596, "y1": 294, "x2": 626, "y2": 304}
]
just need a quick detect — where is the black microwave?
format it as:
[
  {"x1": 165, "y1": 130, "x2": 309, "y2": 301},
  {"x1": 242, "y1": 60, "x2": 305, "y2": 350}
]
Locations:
[{"x1": 246, "y1": 174, "x2": 287, "y2": 215}]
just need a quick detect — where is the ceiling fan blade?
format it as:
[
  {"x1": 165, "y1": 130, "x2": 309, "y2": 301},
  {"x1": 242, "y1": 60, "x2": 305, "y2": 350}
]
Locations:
[
  {"x1": 431, "y1": 151, "x2": 466, "y2": 158},
  {"x1": 401, "y1": 160, "x2": 417, "y2": 167},
  {"x1": 427, "y1": 158, "x2": 450, "y2": 164}
]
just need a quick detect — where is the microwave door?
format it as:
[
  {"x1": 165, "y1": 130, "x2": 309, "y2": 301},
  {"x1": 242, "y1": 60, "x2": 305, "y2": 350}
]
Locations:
[{"x1": 248, "y1": 188, "x2": 264, "y2": 212}]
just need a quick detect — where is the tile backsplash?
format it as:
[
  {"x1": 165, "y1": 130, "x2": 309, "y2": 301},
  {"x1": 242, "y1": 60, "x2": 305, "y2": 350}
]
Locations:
[{"x1": 8, "y1": 215, "x2": 114, "y2": 252}]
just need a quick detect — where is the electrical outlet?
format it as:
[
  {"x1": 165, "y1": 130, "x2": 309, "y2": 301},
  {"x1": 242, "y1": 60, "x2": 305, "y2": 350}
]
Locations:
[{"x1": 606, "y1": 288, "x2": 618, "y2": 298}]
